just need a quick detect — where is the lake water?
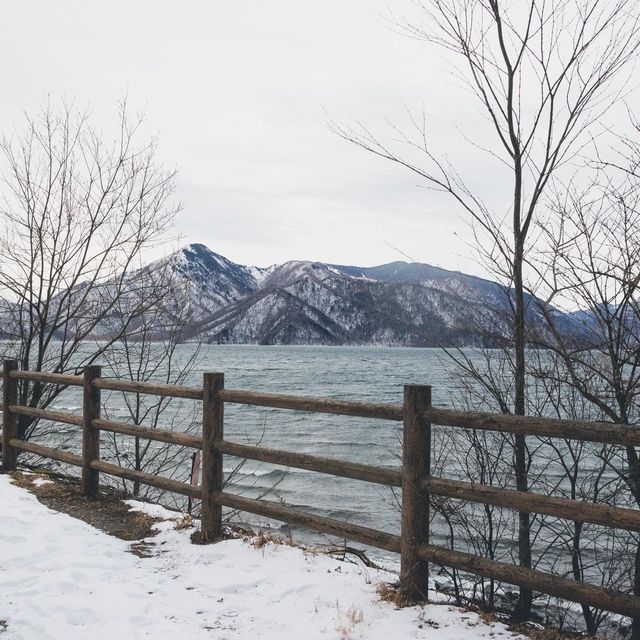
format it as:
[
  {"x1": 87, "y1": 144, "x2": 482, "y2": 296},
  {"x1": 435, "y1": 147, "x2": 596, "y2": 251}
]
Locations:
[
  {"x1": 46, "y1": 345, "x2": 460, "y2": 565},
  {"x1": 31, "y1": 342, "x2": 634, "y2": 633},
  {"x1": 191, "y1": 345, "x2": 457, "y2": 554},
  {"x1": 42, "y1": 345, "x2": 629, "y2": 577}
]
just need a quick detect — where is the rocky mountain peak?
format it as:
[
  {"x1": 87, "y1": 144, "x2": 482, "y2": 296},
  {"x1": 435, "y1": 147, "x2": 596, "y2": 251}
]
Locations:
[{"x1": 157, "y1": 243, "x2": 535, "y2": 346}]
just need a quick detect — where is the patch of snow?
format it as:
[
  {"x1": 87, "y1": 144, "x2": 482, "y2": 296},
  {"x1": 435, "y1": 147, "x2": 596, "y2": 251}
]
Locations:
[
  {"x1": 31, "y1": 477, "x2": 53, "y2": 487},
  {"x1": 249, "y1": 264, "x2": 276, "y2": 287},
  {"x1": 124, "y1": 499, "x2": 180, "y2": 520},
  {"x1": 0, "y1": 475, "x2": 525, "y2": 640}
]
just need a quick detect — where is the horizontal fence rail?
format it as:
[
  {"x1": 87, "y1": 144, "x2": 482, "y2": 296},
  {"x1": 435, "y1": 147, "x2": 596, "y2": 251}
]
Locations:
[
  {"x1": 216, "y1": 439, "x2": 402, "y2": 486},
  {"x1": 426, "y1": 407, "x2": 640, "y2": 446},
  {"x1": 213, "y1": 491, "x2": 402, "y2": 553},
  {"x1": 2, "y1": 359, "x2": 640, "y2": 625},
  {"x1": 93, "y1": 377, "x2": 203, "y2": 400},
  {"x1": 10, "y1": 404, "x2": 84, "y2": 427},
  {"x1": 417, "y1": 544, "x2": 640, "y2": 619},
  {"x1": 423, "y1": 477, "x2": 640, "y2": 531},
  {"x1": 10, "y1": 438, "x2": 83, "y2": 467},
  {"x1": 89, "y1": 459, "x2": 201, "y2": 499},
  {"x1": 219, "y1": 388, "x2": 404, "y2": 420},
  {"x1": 94, "y1": 418, "x2": 203, "y2": 449},
  {"x1": 10, "y1": 369, "x2": 84, "y2": 387}
]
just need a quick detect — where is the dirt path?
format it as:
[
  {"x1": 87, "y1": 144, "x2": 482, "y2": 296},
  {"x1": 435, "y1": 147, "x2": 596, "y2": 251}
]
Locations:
[{"x1": 9, "y1": 471, "x2": 161, "y2": 541}]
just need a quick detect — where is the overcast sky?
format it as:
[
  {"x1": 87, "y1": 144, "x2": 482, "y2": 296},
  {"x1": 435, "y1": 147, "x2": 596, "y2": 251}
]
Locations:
[{"x1": 1, "y1": 1, "x2": 626, "y2": 277}]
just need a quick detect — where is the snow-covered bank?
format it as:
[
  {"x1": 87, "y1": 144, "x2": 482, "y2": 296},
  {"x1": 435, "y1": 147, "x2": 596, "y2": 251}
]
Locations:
[{"x1": 0, "y1": 474, "x2": 525, "y2": 639}]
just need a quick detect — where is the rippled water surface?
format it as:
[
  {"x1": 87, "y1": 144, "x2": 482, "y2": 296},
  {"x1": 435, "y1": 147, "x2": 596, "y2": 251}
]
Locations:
[
  {"x1": 49, "y1": 345, "x2": 460, "y2": 563},
  {"x1": 39, "y1": 343, "x2": 636, "y2": 635}
]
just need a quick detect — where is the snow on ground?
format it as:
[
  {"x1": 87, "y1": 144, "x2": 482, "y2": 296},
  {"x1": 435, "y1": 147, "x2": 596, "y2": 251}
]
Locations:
[{"x1": 0, "y1": 474, "x2": 525, "y2": 640}]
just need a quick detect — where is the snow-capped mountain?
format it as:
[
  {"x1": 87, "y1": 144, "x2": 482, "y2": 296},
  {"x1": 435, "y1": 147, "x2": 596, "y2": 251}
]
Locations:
[
  {"x1": 1, "y1": 242, "x2": 575, "y2": 347},
  {"x1": 148, "y1": 244, "x2": 551, "y2": 346},
  {"x1": 164, "y1": 243, "x2": 270, "y2": 319}
]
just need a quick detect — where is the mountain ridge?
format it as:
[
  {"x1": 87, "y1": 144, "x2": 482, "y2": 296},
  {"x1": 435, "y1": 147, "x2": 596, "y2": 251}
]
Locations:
[
  {"x1": 0, "y1": 242, "x2": 571, "y2": 347},
  {"x1": 160, "y1": 243, "x2": 539, "y2": 347}
]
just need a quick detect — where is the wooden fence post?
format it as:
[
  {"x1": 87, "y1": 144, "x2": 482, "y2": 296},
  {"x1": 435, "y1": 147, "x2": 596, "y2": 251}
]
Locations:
[
  {"x1": 201, "y1": 372, "x2": 224, "y2": 542},
  {"x1": 2, "y1": 360, "x2": 19, "y2": 472},
  {"x1": 400, "y1": 384, "x2": 432, "y2": 600},
  {"x1": 82, "y1": 365, "x2": 101, "y2": 496}
]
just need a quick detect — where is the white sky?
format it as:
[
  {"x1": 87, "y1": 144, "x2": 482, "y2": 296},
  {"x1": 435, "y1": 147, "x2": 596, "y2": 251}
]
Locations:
[{"x1": 0, "y1": 1, "x2": 633, "y2": 276}]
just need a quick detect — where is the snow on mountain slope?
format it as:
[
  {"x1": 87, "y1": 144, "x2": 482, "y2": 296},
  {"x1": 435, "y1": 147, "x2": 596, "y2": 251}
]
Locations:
[
  {"x1": 109, "y1": 244, "x2": 570, "y2": 346},
  {"x1": 169, "y1": 243, "x2": 262, "y2": 314},
  {"x1": 0, "y1": 243, "x2": 576, "y2": 347},
  {"x1": 190, "y1": 254, "x2": 514, "y2": 346}
]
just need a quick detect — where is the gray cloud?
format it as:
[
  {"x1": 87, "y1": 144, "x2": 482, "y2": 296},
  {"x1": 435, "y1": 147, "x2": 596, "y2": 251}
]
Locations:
[{"x1": 0, "y1": 0, "x2": 590, "y2": 278}]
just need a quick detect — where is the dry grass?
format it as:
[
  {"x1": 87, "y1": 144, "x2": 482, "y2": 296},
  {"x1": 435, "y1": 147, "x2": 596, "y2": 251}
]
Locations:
[
  {"x1": 248, "y1": 530, "x2": 298, "y2": 550},
  {"x1": 336, "y1": 605, "x2": 365, "y2": 640},
  {"x1": 251, "y1": 531, "x2": 270, "y2": 549},
  {"x1": 374, "y1": 581, "x2": 590, "y2": 640},
  {"x1": 461, "y1": 604, "x2": 589, "y2": 640},
  {"x1": 515, "y1": 626, "x2": 594, "y2": 640},
  {"x1": 376, "y1": 581, "x2": 419, "y2": 608},
  {"x1": 189, "y1": 529, "x2": 209, "y2": 545},
  {"x1": 173, "y1": 514, "x2": 194, "y2": 530}
]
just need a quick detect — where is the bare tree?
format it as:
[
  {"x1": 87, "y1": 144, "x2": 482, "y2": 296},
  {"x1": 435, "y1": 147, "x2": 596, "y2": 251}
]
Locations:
[
  {"x1": 533, "y1": 142, "x2": 640, "y2": 637},
  {"x1": 100, "y1": 266, "x2": 202, "y2": 503},
  {"x1": 333, "y1": 0, "x2": 640, "y2": 620},
  {"x1": 0, "y1": 100, "x2": 180, "y2": 441}
]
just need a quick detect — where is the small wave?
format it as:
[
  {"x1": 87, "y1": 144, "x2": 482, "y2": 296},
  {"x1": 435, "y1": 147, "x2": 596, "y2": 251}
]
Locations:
[{"x1": 223, "y1": 467, "x2": 287, "y2": 480}]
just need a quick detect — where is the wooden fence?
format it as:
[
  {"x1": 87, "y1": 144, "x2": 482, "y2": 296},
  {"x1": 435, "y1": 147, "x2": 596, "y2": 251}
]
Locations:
[{"x1": 3, "y1": 358, "x2": 640, "y2": 620}]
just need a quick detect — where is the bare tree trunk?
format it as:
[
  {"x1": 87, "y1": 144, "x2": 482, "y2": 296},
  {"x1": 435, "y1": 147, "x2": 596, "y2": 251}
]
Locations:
[
  {"x1": 512, "y1": 237, "x2": 532, "y2": 620},
  {"x1": 569, "y1": 522, "x2": 596, "y2": 635},
  {"x1": 134, "y1": 436, "x2": 141, "y2": 497},
  {"x1": 629, "y1": 448, "x2": 640, "y2": 639},
  {"x1": 632, "y1": 544, "x2": 640, "y2": 640}
]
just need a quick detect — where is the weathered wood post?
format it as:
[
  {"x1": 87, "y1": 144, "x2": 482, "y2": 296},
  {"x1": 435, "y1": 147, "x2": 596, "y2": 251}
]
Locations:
[
  {"x1": 82, "y1": 365, "x2": 101, "y2": 496},
  {"x1": 400, "y1": 384, "x2": 432, "y2": 600},
  {"x1": 2, "y1": 360, "x2": 19, "y2": 472},
  {"x1": 201, "y1": 372, "x2": 224, "y2": 542}
]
